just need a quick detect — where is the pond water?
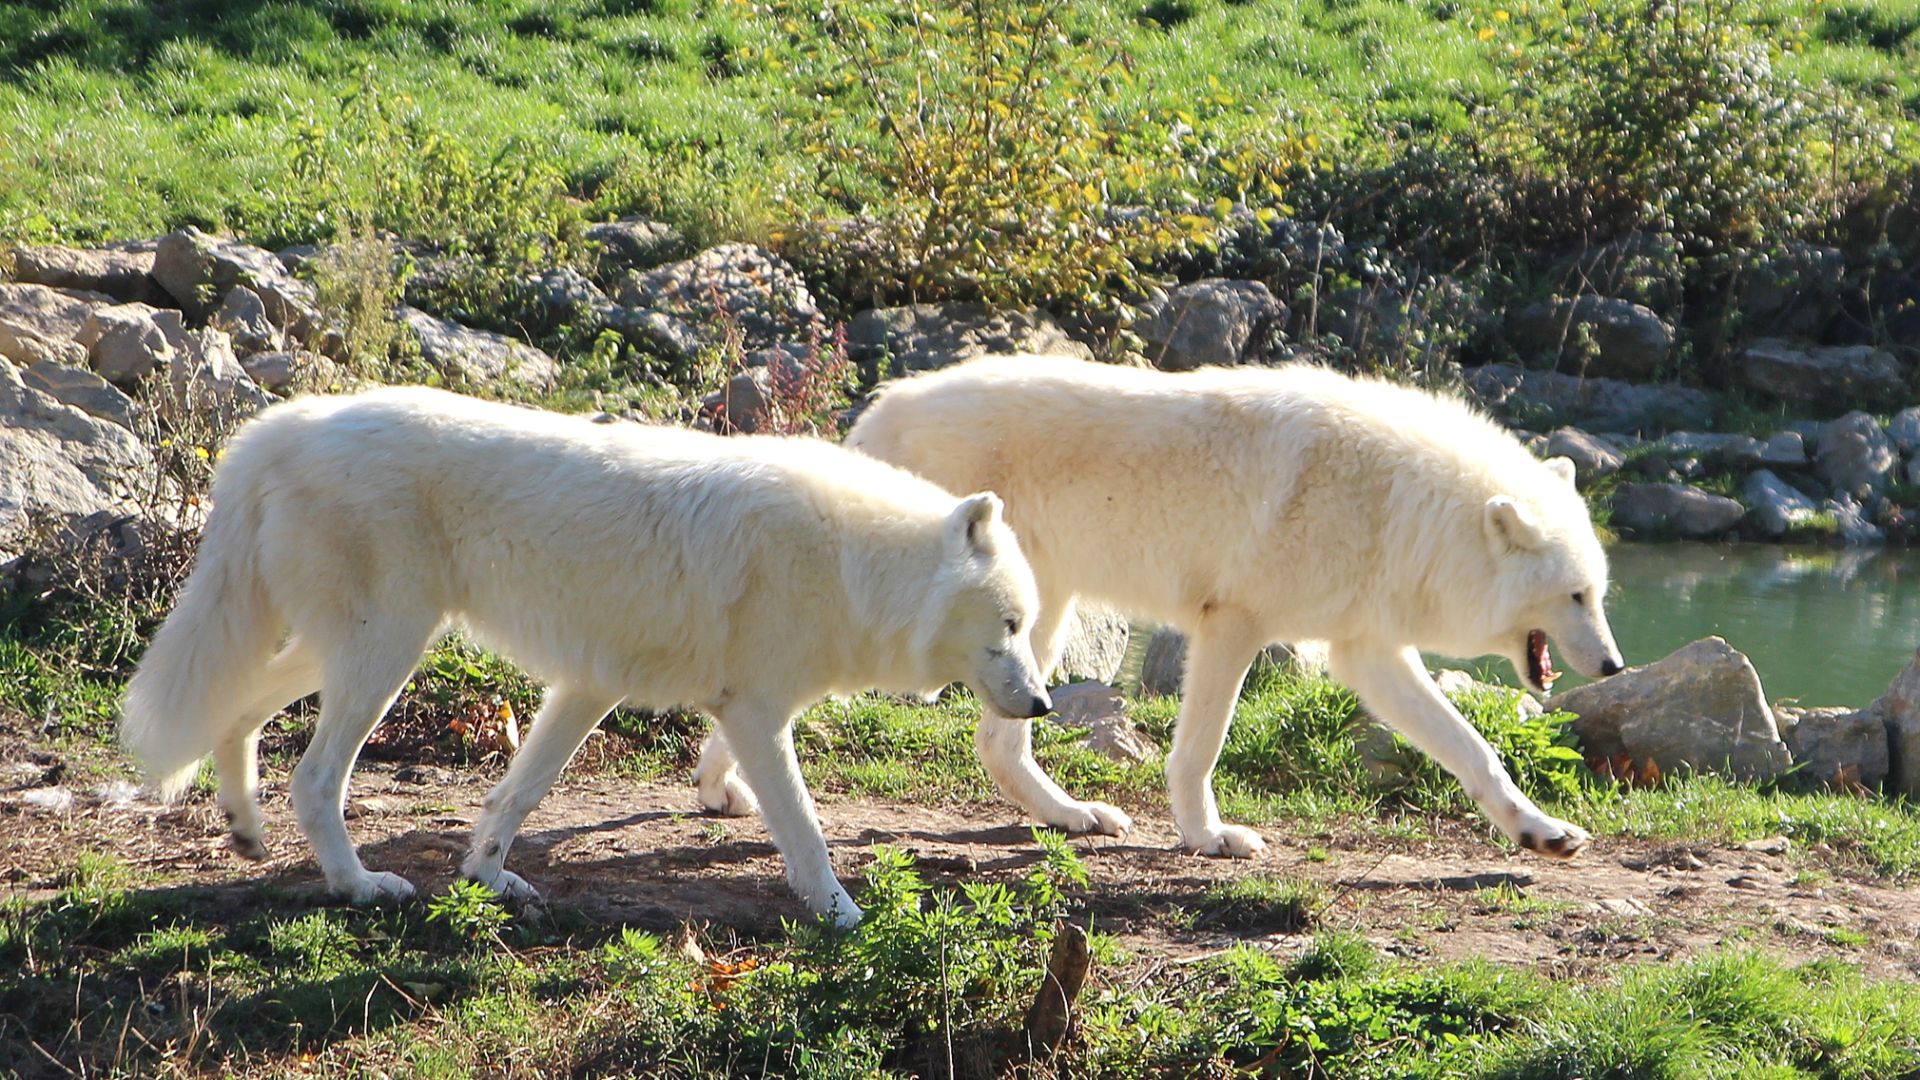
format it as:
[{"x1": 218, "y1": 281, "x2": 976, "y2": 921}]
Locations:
[{"x1": 1574, "y1": 542, "x2": 1920, "y2": 708}]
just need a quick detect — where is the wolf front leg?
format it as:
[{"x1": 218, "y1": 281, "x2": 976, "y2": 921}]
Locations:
[
  {"x1": 714, "y1": 700, "x2": 863, "y2": 927},
  {"x1": 973, "y1": 595, "x2": 1132, "y2": 837},
  {"x1": 1165, "y1": 605, "x2": 1268, "y2": 857},
  {"x1": 1327, "y1": 641, "x2": 1589, "y2": 858}
]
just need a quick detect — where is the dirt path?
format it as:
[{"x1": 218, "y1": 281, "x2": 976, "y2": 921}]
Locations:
[{"x1": 6, "y1": 749, "x2": 1920, "y2": 982}]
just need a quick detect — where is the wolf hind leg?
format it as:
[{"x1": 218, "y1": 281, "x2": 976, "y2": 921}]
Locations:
[
  {"x1": 694, "y1": 729, "x2": 759, "y2": 817},
  {"x1": 215, "y1": 639, "x2": 322, "y2": 860}
]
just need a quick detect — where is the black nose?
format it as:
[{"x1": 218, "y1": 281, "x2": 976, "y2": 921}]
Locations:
[
  {"x1": 1600, "y1": 658, "x2": 1624, "y2": 677},
  {"x1": 1027, "y1": 693, "x2": 1052, "y2": 719}
]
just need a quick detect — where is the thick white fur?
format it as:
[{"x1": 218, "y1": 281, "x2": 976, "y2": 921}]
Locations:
[
  {"x1": 120, "y1": 387, "x2": 1051, "y2": 926},
  {"x1": 844, "y1": 354, "x2": 1624, "y2": 858}
]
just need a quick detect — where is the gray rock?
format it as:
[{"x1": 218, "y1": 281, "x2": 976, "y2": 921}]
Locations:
[
  {"x1": 401, "y1": 307, "x2": 558, "y2": 390},
  {"x1": 1507, "y1": 295, "x2": 1674, "y2": 380},
  {"x1": 1547, "y1": 427, "x2": 1624, "y2": 481},
  {"x1": 585, "y1": 216, "x2": 684, "y2": 275},
  {"x1": 1655, "y1": 431, "x2": 1766, "y2": 466},
  {"x1": 152, "y1": 228, "x2": 331, "y2": 347},
  {"x1": 614, "y1": 244, "x2": 821, "y2": 357},
  {"x1": 1549, "y1": 637, "x2": 1792, "y2": 782},
  {"x1": 1738, "y1": 339, "x2": 1906, "y2": 410},
  {"x1": 1463, "y1": 363, "x2": 1715, "y2": 433},
  {"x1": 239, "y1": 349, "x2": 323, "y2": 394},
  {"x1": 8, "y1": 241, "x2": 170, "y2": 305},
  {"x1": 1139, "y1": 627, "x2": 1188, "y2": 697},
  {"x1": 1086, "y1": 714, "x2": 1160, "y2": 764},
  {"x1": 1758, "y1": 431, "x2": 1807, "y2": 467},
  {"x1": 1611, "y1": 483, "x2": 1745, "y2": 538},
  {"x1": 1741, "y1": 470, "x2": 1817, "y2": 538},
  {"x1": 1739, "y1": 244, "x2": 1845, "y2": 337},
  {"x1": 523, "y1": 267, "x2": 612, "y2": 325},
  {"x1": 0, "y1": 361, "x2": 159, "y2": 550},
  {"x1": 1814, "y1": 412, "x2": 1896, "y2": 497},
  {"x1": 606, "y1": 306, "x2": 706, "y2": 361},
  {"x1": 1775, "y1": 705, "x2": 1888, "y2": 791},
  {"x1": 1048, "y1": 681, "x2": 1160, "y2": 764},
  {"x1": 1889, "y1": 407, "x2": 1920, "y2": 455},
  {"x1": 0, "y1": 282, "x2": 109, "y2": 343},
  {"x1": 1869, "y1": 650, "x2": 1920, "y2": 799},
  {"x1": 76, "y1": 303, "x2": 176, "y2": 384},
  {"x1": 156, "y1": 325, "x2": 273, "y2": 425},
  {"x1": 211, "y1": 286, "x2": 281, "y2": 355},
  {"x1": 1136, "y1": 278, "x2": 1284, "y2": 370},
  {"x1": 846, "y1": 303, "x2": 1092, "y2": 379},
  {"x1": 18, "y1": 363, "x2": 137, "y2": 431},
  {"x1": 1055, "y1": 604, "x2": 1131, "y2": 684},
  {"x1": 1, "y1": 318, "x2": 88, "y2": 369},
  {"x1": 698, "y1": 367, "x2": 774, "y2": 434},
  {"x1": 1821, "y1": 495, "x2": 1884, "y2": 546}
]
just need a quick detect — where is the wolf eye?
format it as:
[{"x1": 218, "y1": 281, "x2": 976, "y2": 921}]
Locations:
[
  {"x1": 1571, "y1": 591, "x2": 1586, "y2": 605},
  {"x1": 1004, "y1": 618, "x2": 1020, "y2": 635}
]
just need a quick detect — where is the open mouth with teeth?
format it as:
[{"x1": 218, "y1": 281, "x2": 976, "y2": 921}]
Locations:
[{"x1": 1526, "y1": 629, "x2": 1559, "y2": 691}]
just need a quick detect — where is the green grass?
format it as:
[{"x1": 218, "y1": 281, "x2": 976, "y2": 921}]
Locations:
[{"x1": 1, "y1": 0, "x2": 1915, "y2": 247}]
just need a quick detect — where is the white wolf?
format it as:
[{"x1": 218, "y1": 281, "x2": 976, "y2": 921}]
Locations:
[
  {"x1": 798, "y1": 354, "x2": 1623, "y2": 860},
  {"x1": 120, "y1": 387, "x2": 1052, "y2": 926}
]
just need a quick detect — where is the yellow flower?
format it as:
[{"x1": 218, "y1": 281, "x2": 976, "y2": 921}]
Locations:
[
  {"x1": 1494, "y1": 9, "x2": 1510, "y2": 20},
  {"x1": 1478, "y1": 26, "x2": 1497, "y2": 40}
]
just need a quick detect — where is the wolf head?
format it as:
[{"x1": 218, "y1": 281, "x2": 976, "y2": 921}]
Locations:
[
  {"x1": 1478, "y1": 456, "x2": 1625, "y2": 694},
  {"x1": 914, "y1": 493, "x2": 1054, "y2": 719}
]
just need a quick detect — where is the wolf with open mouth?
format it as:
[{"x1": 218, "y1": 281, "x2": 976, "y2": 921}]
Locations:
[{"x1": 822, "y1": 355, "x2": 1627, "y2": 860}]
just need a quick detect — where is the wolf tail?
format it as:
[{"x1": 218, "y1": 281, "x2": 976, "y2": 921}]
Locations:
[{"x1": 119, "y1": 449, "x2": 281, "y2": 802}]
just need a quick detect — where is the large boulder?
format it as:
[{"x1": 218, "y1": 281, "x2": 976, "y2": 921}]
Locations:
[
  {"x1": 0, "y1": 282, "x2": 109, "y2": 343},
  {"x1": 1610, "y1": 482, "x2": 1745, "y2": 538},
  {"x1": 1547, "y1": 427, "x2": 1624, "y2": 481},
  {"x1": 18, "y1": 363, "x2": 137, "y2": 431},
  {"x1": 401, "y1": 307, "x2": 558, "y2": 390},
  {"x1": 1136, "y1": 279, "x2": 1284, "y2": 370},
  {"x1": 1775, "y1": 705, "x2": 1888, "y2": 792},
  {"x1": 1464, "y1": 363, "x2": 1715, "y2": 433},
  {"x1": 1737, "y1": 339, "x2": 1906, "y2": 411},
  {"x1": 152, "y1": 228, "x2": 333, "y2": 350},
  {"x1": 1870, "y1": 651, "x2": 1920, "y2": 799},
  {"x1": 1757, "y1": 430, "x2": 1807, "y2": 468},
  {"x1": 1507, "y1": 295, "x2": 1674, "y2": 380},
  {"x1": 846, "y1": 303, "x2": 1092, "y2": 380},
  {"x1": 1889, "y1": 406, "x2": 1920, "y2": 455},
  {"x1": 156, "y1": 326, "x2": 273, "y2": 425},
  {"x1": 1822, "y1": 494, "x2": 1885, "y2": 546},
  {"x1": 614, "y1": 244, "x2": 823, "y2": 359},
  {"x1": 1740, "y1": 470, "x2": 1817, "y2": 538},
  {"x1": 211, "y1": 286, "x2": 282, "y2": 356},
  {"x1": 1139, "y1": 627, "x2": 1187, "y2": 697},
  {"x1": 1814, "y1": 411, "x2": 1896, "y2": 497},
  {"x1": 0, "y1": 361, "x2": 159, "y2": 555},
  {"x1": 76, "y1": 303, "x2": 178, "y2": 385},
  {"x1": 1054, "y1": 604, "x2": 1130, "y2": 684},
  {"x1": 585, "y1": 216, "x2": 684, "y2": 276},
  {"x1": 0, "y1": 318, "x2": 88, "y2": 369},
  {"x1": 1549, "y1": 637, "x2": 1792, "y2": 782},
  {"x1": 8, "y1": 241, "x2": 171, "y2": 305}
]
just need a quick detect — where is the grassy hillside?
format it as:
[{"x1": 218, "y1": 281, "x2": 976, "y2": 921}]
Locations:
[{"x1": 3, "y1": 0, "x2": 1915, "y2": 247}]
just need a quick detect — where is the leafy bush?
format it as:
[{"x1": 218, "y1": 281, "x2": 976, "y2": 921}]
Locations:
[
  {"x1": 1489, "y1": 0, "x2": 1894, "y2": 252},
  {"x1": 771, "y1": 0, "x2": 1207, "y2": 309}
]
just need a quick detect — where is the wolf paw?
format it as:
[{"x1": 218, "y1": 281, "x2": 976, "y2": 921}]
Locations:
[
  {"x1": 1516, "y1": 819, "x2": 1590, "y2": 860},
  {"x1": 1184, "y1": 824, "x2": 1267, "y2": 859},
  {"x1": 1052, "y1": 800, "x2": 1132, "y2": 837},
  {"x1": 229, "y1": 831, "x2": 269, "y2": 861},
  {"x1": 698, "y1": 771, "x2": 760, "y2": 818},
  {"x1": 339, "y1": 871, "x2": 417, "y2": 905},
  {"x1": 468, "y1": 868, "x2": 544, "y2": 909}
]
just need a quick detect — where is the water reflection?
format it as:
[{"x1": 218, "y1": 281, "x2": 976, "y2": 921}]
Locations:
[{"x1": 1572, "y1": 543, "x2": 1920, "y2": 707}]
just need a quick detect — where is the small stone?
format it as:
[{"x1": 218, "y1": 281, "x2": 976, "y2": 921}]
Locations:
[{"x1": 1741, "y1": 836, "x2": 1790, "y2": 855}]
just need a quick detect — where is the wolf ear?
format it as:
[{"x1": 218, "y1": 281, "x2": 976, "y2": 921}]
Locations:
[
  {"x1": 1484, "y1": 495, "x2": 1546, "y2": 551},
  {"x1": 1544, "y1": 456, "x2": 1577, "y2": 485},
  {"x1": 950, "y1": 492, "x2": 1003, "y2": 555}
]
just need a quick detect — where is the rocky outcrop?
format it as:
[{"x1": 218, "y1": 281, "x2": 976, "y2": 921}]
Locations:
[
  {"x1": 1870, "y1": 651, "x2": 1920, "y2": 799},
  {"x1": 1464, "y1": 363, "x2": 1715, "y2": 433},
  {"x1": 0, "y1": 282, "x2": 109, "y2": 343},
  {"x1": 1775, "y1": 705, "x2": 1888, "y2": 791},
  {"x1": 1549, "y1": 637, "x2": 1792, "y2": 782},
  {"x1": 8, "y1": 241, "x2": 171, "y2": 305},
  {"x1": 1135, "y1": 279, "x2": 1284, "y2": 370},
  {"x1": 1737, "y1": 339, "x2": 1905, "y2": 410},
  {"x1": 0, "y1": 318, "x2": 88, "y2": 369},
  {"x1": 402, "y1": 307, "x2": 558, "y2": 390},
  {"x1": 1507, "y1": 295, "x2": 1674, "y2": 380},
  {"x1": 846, "y1": 303, "x2": 1091, "y2": 379},
  {"x1": 152, "y1": 228, "x2": 334, "y2": 356},
  {"x1": 1610, "y1": 483, "x2": 1745, "y2": 538},
  {"x1": 1, "y1": 361, "x2": 160, "y2": 555}
]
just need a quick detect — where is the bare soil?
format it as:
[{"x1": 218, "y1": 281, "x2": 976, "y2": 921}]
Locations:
[{"x1": 6, "y1": 731, "x2": 1920, "y2": 982}]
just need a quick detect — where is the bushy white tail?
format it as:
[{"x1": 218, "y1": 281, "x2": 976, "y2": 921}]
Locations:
[{"x1": 119, "y1": 485, "x2": 279, "y2": 802}]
